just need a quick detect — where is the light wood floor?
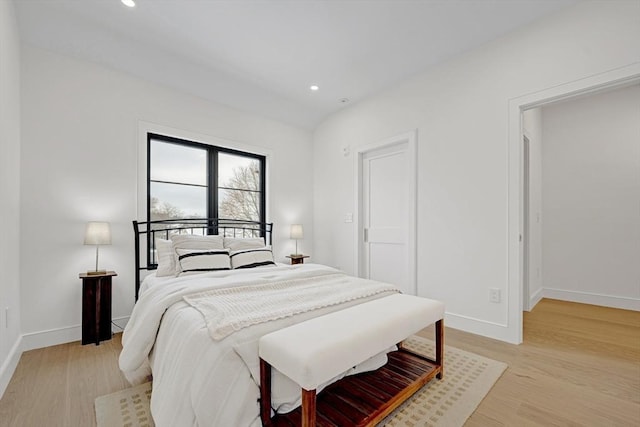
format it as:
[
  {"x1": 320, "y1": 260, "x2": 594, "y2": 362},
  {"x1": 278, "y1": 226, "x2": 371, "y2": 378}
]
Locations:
[{"x1": 1, "y1": 298, "x2": 638, "y2": 426}]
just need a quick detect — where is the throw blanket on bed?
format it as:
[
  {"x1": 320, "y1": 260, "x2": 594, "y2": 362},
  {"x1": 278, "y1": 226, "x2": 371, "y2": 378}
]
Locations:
[{"x1": 183, "y1": 272, "x2": 399, "y2": 340}]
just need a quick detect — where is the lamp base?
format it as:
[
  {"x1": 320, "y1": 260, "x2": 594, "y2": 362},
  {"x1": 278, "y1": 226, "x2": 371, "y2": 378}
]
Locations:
[{"x1": 86, "y1": 269, "x2": 107, "y2": 276}]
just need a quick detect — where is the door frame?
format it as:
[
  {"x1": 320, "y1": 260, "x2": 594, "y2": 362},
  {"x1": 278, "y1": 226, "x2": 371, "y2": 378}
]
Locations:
[
  {"x1": 354, "y1": 130, "x2": 418, "y2": 295},
  {"x1": 507, "y1": 64, "x2": 640, "y2": 344},
  {"x1": 522, "y1": 135, "x2": 530, "y2": 312}
]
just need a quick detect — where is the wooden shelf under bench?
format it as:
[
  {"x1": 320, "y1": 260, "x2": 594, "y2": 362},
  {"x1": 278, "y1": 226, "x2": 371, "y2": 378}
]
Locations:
[{"x1": 268, "y1": 348, "x2": 442, "y2": 427}]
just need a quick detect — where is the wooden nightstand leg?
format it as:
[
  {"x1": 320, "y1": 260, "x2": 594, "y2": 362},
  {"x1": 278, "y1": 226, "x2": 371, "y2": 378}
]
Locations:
[{"x1": 95, "y1": 278, "x2": 101, "y2": 346}]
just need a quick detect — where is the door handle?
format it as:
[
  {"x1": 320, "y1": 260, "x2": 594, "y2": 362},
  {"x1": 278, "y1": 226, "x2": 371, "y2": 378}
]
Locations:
[{"x1": 364, "y1": 228, "x2": 368, "y2": 243}]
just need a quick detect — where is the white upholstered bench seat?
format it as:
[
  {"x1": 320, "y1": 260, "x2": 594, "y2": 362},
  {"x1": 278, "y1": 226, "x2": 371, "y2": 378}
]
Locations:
[
  {"x1": 259, "y1": 293, "x2": 444, "y2": 390},
  {"x1": 258, "y1": 293, "x2": 445, "y2": 426}
]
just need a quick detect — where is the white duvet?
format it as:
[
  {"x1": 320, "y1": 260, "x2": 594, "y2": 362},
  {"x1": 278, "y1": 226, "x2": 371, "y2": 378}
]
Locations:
[{"x1": 119, "y1": 264, "x2": 399, "y2": 427}]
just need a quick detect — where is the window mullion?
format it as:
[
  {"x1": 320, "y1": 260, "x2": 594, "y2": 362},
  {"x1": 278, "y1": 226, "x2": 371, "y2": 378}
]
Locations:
[
  {"x1": 209, "y1": 148, "x2": 218, "y2": 233},
  {"x1": 261, "y1": 160, "x2": 266, "y2": 229},
  {"x1": 147, "y1": 134, "x2": 152, "y2": 223}
]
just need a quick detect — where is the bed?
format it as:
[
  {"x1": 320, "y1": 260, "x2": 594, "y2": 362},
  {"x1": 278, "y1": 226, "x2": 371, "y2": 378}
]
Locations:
[
  {"x1": 119, "y1": 218, "x2": 444, "y2": 427},
  {"x1": 120, "y1": 218, "x2": 408, "y2": 426}
]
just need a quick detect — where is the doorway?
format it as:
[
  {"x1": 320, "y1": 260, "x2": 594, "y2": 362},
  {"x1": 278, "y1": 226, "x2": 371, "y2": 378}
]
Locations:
[
  {"x1": 507, "y1": 64, "x2": 640, "y2": 344},
  {"x1": 356, "y1": 131, "x2": 417, "y2": 295}
]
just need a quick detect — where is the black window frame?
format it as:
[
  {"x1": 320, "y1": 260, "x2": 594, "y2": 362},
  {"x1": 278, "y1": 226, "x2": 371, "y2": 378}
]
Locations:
[{"x1": 146, "y1": 132, "x2": 267, "y2": 229}]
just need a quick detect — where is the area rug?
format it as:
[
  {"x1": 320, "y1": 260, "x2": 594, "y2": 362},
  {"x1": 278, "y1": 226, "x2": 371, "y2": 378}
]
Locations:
[
  {"x1": 95, "y1": 382, "x2": 153, "y2": 427},
  {"x1": 95, "y1": 335, "x2": 507, "y2": 427}
]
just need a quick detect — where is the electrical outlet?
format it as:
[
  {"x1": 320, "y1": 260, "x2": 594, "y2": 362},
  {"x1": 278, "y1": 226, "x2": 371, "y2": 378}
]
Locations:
[{"x1": 489, "y1": 288, "x2": 501, "y2": 303}]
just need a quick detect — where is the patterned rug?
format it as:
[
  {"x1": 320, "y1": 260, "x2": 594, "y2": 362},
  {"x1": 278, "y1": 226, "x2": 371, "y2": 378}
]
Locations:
[
  {"x1": 95, "y1": 381, "x2": 153, "y2": 427},
  {"x1": 95, "y1": 335, "x2": 506, "y2": 426}
]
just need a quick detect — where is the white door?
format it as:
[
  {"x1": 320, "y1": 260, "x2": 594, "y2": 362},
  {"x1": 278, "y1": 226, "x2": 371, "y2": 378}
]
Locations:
[{"x1": 359, "y1": 137, "x2": 416, "y2": 295}]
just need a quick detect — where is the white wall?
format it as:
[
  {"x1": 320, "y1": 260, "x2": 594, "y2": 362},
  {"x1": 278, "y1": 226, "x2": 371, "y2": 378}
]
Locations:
[
  {"x1": 0, "y1": 0, "x2": 23, "y2": 397},
  {"x1": 20, "y1": 46, "x2": 313, "y2": 349},
  {"x1": 541, "y1": 85, "x2": 640, "y2": 310},
  {"x1": 313, "y1": 1, "x2": 640, "y2": 342},
  {"x1": 523, "y1": 108, "x2": 543, "y2": 310}
]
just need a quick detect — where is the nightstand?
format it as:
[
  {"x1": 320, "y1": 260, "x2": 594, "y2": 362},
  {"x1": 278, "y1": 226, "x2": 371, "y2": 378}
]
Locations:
[
  {"x1": 80, "y1": 271, "x2": 116, "y2": 345},
  {"x1": 286, "y1": 255, "x2": 310, "y2": 265}
]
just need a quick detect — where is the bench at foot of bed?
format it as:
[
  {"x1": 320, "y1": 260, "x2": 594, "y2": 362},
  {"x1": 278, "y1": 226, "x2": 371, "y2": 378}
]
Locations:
[{"x1": 259, "y1": 294, "x2": 445, "y2": 427}]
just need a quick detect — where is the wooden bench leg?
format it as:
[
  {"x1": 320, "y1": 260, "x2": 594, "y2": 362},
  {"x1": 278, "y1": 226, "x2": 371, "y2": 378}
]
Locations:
[
  {"x1": 435, "y1": 319, "x2": 444, "y2": 379},
  {"x1": 301, "y1": 388, "x2": 317, "y2": 427},
  {"x1": 260, "y1": 359, "x2": 272, "y2": 426}
]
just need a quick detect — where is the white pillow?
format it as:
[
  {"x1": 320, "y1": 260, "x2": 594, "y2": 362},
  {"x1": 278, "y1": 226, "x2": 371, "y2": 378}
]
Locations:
[
  {"x1": 176, "y1": 248, "x2": 230, "y2": 274},
  {"x1": 155, "y1": 238, "x2": 176, "y2": 277},
  {"x1": 171, "y1": 234, "x2": 224, "y2": 250},
  {"x1": 230, "y1": 248, "x2": 276, "y2": 269},
  {"x1": 223, "y1": 237, "x2": 266, "y2": 251}
]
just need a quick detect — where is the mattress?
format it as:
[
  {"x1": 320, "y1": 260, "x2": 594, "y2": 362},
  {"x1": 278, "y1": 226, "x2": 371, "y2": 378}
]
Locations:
[{"x1": 119, "y1": 263, "x2": 399, "y2": 426}]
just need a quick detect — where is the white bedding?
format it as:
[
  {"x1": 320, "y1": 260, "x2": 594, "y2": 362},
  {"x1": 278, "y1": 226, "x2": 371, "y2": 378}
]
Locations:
[{"x1": 119, "y1": 264, "x2": 399, "y2": 427}]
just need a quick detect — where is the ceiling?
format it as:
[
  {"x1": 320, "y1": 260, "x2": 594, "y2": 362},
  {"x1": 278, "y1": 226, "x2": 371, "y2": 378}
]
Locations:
[{"x1": 14, "y1": 0, "x2": 579, "y2": 130}]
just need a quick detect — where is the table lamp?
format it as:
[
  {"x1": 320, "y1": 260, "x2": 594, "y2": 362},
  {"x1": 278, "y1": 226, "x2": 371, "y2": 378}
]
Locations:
[
  {"x1": 290, "y1": 224, "x2": 303, "y2": 256},
  {"x1": 84, "y1": 221, "x2": 111, "y2": 275}
]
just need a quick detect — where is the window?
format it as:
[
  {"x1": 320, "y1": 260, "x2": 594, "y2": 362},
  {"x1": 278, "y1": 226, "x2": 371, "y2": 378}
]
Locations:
[{"x1": 147, "y1": 133, "x2": 266, "y2": 228}]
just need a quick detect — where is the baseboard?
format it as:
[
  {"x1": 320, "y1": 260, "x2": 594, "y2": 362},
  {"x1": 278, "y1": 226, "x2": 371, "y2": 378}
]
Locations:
[
  {"x1": 543, "y1": 288, "x2": 640, "y2": 311},
  {"x1": 0, "y1": 335, "x2": 23, "y2": 399},
  {"x1": 444, "y1": 312, "x2": 516, "y2": 344},
  {"x1": 528, "y1": 288, "x2": 544, "y2": 311},
  {"x1": 21, "y1": 316, "x2": 130, "y2": 352},
  {"x1": 21, "y1": 324, "x2": 81, "y2": 351}
]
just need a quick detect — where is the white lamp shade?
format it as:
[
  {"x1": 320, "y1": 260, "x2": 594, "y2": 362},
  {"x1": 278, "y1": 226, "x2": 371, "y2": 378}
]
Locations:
[
  {"x1": 290, "y1": 224, "x2": 304, "y2": 240},
  {"x1": 84, "y1": 222, "x2": 112, "y2": 245}
]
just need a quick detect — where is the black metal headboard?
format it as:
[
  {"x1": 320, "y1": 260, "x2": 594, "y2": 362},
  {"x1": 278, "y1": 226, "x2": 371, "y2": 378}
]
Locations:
[{"x1": 133, "y1": 218, "x2": 273, "y2": 301}]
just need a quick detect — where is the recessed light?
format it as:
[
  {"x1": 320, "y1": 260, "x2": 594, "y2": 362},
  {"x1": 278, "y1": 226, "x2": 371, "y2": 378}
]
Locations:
[
  {"x1": 310, "y1": 85, "x2": 319, "y2": 91},
  {"x1": 122, "y1": 0, "x2": 136, "y2": 7}
]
